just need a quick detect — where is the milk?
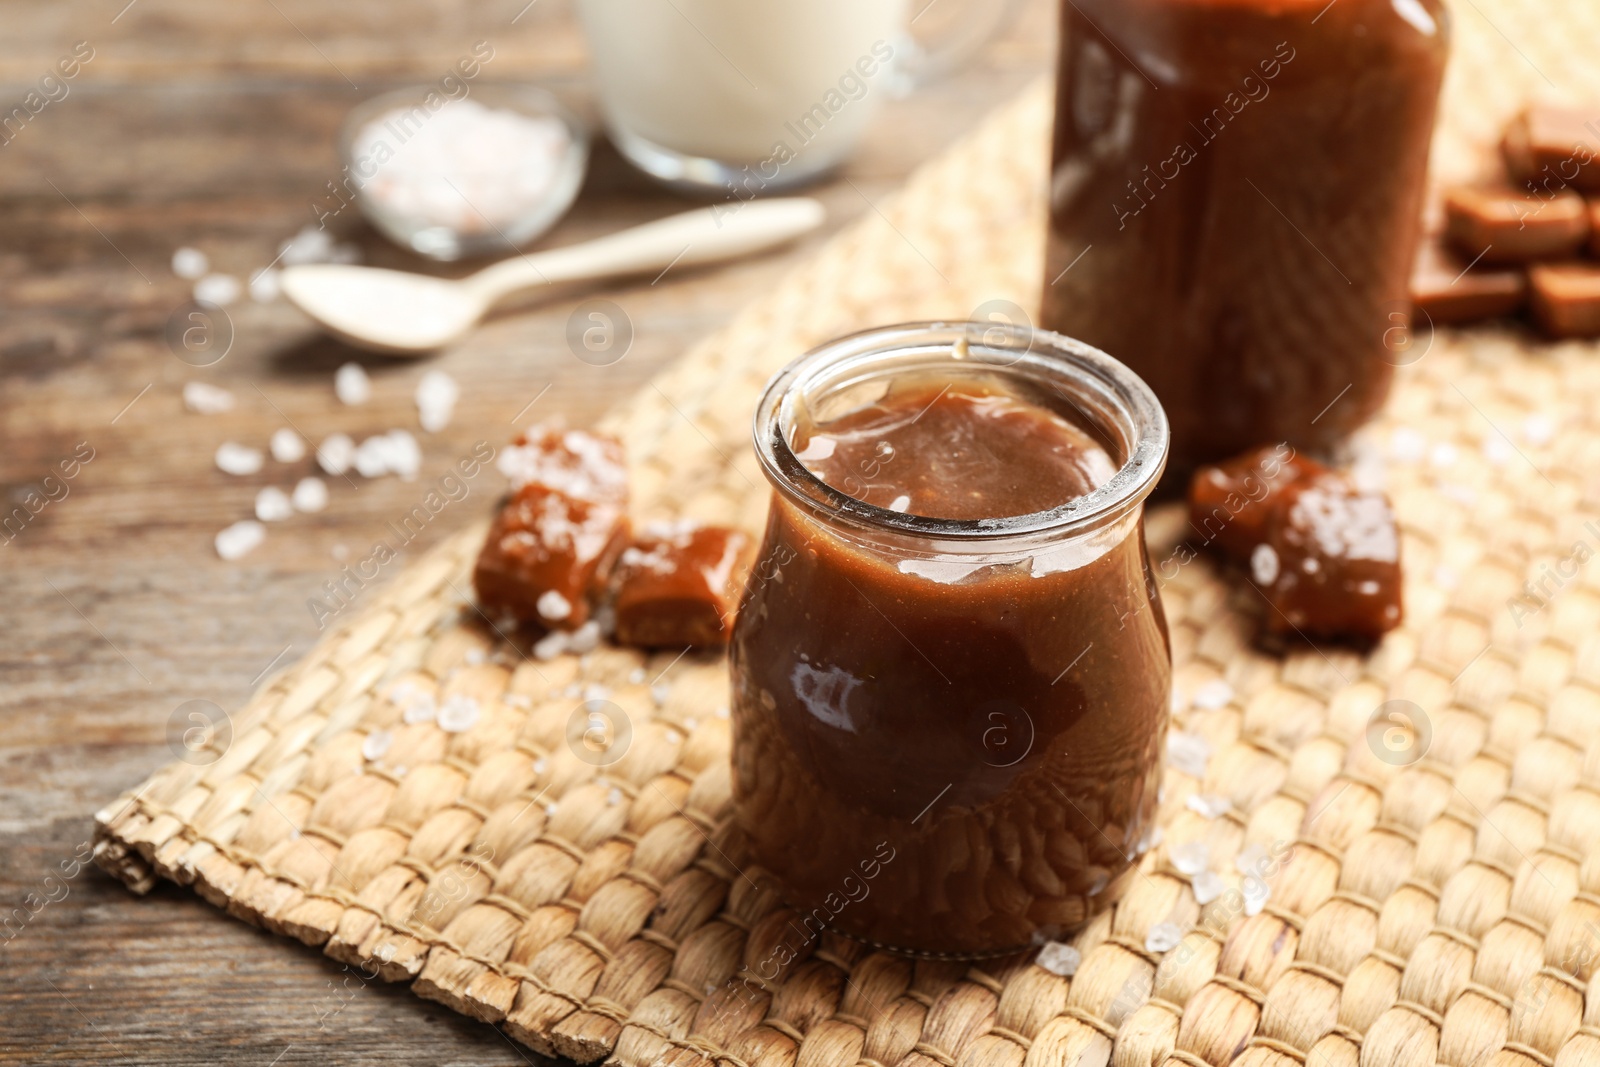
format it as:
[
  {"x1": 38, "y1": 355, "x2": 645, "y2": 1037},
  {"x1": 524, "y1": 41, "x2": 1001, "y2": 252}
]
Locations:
[{"x1": 577, "y1": 0, "x2": 909, "y2": 190}]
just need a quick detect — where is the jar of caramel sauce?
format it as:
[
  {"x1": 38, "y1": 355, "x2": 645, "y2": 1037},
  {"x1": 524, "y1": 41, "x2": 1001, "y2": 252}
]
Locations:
[
  {"x1": 731, "y1": 322, "x2": 1171, "y2": 957},
  {"x1": 1040, "y1": 0, "x2": 1448, "y2": 482}
]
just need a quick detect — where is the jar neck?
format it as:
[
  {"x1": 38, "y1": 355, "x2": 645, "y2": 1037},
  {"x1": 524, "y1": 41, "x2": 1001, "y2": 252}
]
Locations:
[{"x1": 752, "y1": 321, "x2": 1169, "y2": 559}]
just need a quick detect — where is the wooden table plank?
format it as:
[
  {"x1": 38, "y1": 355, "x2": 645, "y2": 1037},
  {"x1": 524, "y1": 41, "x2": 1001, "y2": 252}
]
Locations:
[{"x1": 0, "y1": 0, "x2": 1056, "y2": 1062}]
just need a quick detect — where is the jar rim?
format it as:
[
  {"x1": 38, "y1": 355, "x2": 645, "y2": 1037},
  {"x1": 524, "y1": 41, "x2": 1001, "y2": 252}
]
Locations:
[{"x1": 751, "y1": 321, "x2": 1170, "y2": 543}]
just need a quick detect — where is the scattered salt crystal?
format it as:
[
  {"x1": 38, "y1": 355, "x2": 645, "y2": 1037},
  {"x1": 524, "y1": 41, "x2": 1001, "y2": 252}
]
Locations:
[
  {"x1": 607, "y1": 787, "x2": 623, "y2": 807},
  {"x1": 533, "y1": 630, "x2": 569, "y2": 661},
  {"x1": 387, "y1": 681, "x2": 418, "y2": 704},
  {"x1": 1166, "y1": 731, "x2": 1211, "y2": 778},
  {"x1": 464, "y1": 649, "x2": 486, "y2": 666},
  {"x1": 650, "y1": 683, "x2": 671, "y2": 707},
  {"x1": 437, "y1": 694, "x2": 480, "y2": 733},
  {"x1": 1389, "y1": 427, "x2": 1426, "y2": 463},
  {"x1": 415, "y1": 370, "x2": 460, "y2": 433},
  {"x1": 1170, "y1": 841, "x2": 1209, "y2": 876},
  {"x1": 1192, "y1": 870, "x2": 1225, "y2": 905},
  {"x1": 685, "y1": 717, "x2": 699, "y2": 730},
  {"x1": 215, "y1": 441, "x2": 264, "y2": 475},
  {"x1": 270, "y1": 427, "x2": 306, "y2": 462},
  {"x1": 194, "y1": 273, "x2": 241, "y2": 306},
  {"x1": 335, "y1": 362, "x2": 372, "y2": 405},
  {"x1": 532, "y1": 757, "x2": 548, "y2": 775},
  {"x1": 1523, "y1": 414, "x2": 1555, "y2": 445},
  {"x1": 183, "y1": 381, "x2": 235, "y2": 414},
  {"x1": 544, "y1": 801, "x2": 558, "y2": 816},
  {"x1": 568, "y1": 620, "x2": 602, "y2": 654},
  {"x1": 889, "y1": 495, "x2": 911, "y2": 513},
  {"x1": 392, "y1": 765, "x2": 408, "y2": 777},
  {"x1": 279, "y1": 226, "x2": 335, "y2": 266},
  {"x1": 331, "y1": 542, "x2": 349, "y2": 560},
  {"x1": 172, "y1": 246, "x2": 209, "y2": 279},
  {"x1": 1251, "y1": 543, "x2": 1280, "y2": 586},
  {"x1": 292, "y1": 476, "x2": 329, "y2": 513},
  {"x1": 255, "y1": 486, "x2": 293, "y2": 522},
  {"x1": 354, "y1": 435, "x2": 391, "y2": 478},
  {"x1": 561, "y1": 683, "x2": 583, "y2": 699},
  {"x1": 385, "y1": 429, "x2": 421, "y2": 480},
  {"x1": 402, "y1": 693, "x2": 437, "y2": 724},
  {"x1": 1429, "y1": 442, "x2": 1458, "y2": 468},
  {"x1": 249, "y1": 267, "x2": 281, "y2": 303},
  {"x1": 537, "y1": 590, "x2": 572, "y2": 622},
  {"x1": 318, "y1": 433, "x2": 356, "y2": 475},
  {"x1": 628, "y1": 668, "x2": 647, "y2": 685},
  {"x1": 362, "y1": 730, "x2": 393, "y2": 761},
  {"x1": 1192, "y1": 680, "x2": 1234, "y2": 710},
  {"x1": 715, "y1": 706, "x2": 730, "y2": 719},
  {"x1": 1035, "y1": 941, "x2": 1081, "y2": 977},
  {"x1": 1482, "y1": 436, "x2": 1513, "y2": 465},
  {"x1": 1186, "y1": 793, "x2": 1232, "y2": 819},
  {"x1": 583, "y1": 684, "x2": 611, "y2": 701},
  {"x1": 215, "y1": 520, "x2": 266, "y2": 560},
  {"x1": 665, "y1": 729, "x2": 683, "y2": 744},
  {"x1": 1242, "y1": 877, "x2": 1271, "y2": 916},
  {"x1": 1234, "y1": 843, "x2": 1269, "y2": 874},
  {"x1": 1144, "y1": 922, "x2": 1183, "y2": 953}
]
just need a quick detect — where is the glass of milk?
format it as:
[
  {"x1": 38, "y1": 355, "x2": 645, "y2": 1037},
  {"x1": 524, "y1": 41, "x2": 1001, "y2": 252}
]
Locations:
[{"x1": 577, "y1": 0, "x2": 939, "y2": 194}]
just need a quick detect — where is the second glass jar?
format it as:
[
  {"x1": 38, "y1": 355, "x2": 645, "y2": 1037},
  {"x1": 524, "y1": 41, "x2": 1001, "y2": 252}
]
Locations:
[{"x1": 731, "y1": 322, "x2": 1171, "y2": 957}]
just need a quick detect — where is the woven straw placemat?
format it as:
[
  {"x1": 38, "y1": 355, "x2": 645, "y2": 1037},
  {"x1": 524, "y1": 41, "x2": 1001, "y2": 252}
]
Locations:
[{"x1": 96, "y1": 3, "x2": 1600, "y2": 1064}]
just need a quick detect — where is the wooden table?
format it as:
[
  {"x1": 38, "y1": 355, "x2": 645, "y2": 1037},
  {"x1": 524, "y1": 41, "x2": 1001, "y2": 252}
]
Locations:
[{"x1": 0, "y1": 1, "x2": 1054, "y2": 1061}]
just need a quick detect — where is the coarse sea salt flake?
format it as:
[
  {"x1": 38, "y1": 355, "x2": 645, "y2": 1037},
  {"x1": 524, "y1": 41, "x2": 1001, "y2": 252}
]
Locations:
[
  {"x1": 1192, "y1": 679, "x2": 1234, "y2": 709},
  {"x1": 183, "y1": 381, "x2": 235, "y2": 414},
  {"x1": 255, "y1": 486, "x2": 293, "y2": 522},
  {"x1": 172, "y1": 246, "x2": 209, "y2": 279},
  {"x1": 1171, "y1": 841, "x2": 1210, "y2": 876},
  {"x1": 416, "y1": 370, "x2": 460, "y2": 433},
  {"x1": 215, "y1": 441, "x2": 264, "y2": 475},
  {"x1": 215, "y1": 520, "x2": 266, "y2": 560},
  {"x1": 194, "y1": 273, "x2": 241, "y2": 306},
  {"x1": 1166, "y1": 731, "x2": 1211, "y2": 778},
  {"x1": 438, "y1": 694, "x2": 480, "y2": 733},
  {"x1": 292, "y1": 476, "x2": 329, "y2": 513},
  {"x1": 1035, "y1": 941, "x2": 1081, "y2": 977},
  {"x1": 270, "y1": 427, "x2": 306, "y2": 462},
  {"x1": 335, "y1": 362, "x2": 372, "y2": 405},
  {"x1": 318, "y1": 433, "x2": 355, "y2": 475},
  {"x1": 1192, "y1": 870, "x2": 1225, "y2": 905},
  {"x1": 1187, "y1": 793, "x2": 1232, "y2": 819},
  {"x1": 1145, "y1": 922, "x2": 1183, "y2": 953},
  {"x1": 362, "y1": 730, "x2": 393, "y2": 761}
]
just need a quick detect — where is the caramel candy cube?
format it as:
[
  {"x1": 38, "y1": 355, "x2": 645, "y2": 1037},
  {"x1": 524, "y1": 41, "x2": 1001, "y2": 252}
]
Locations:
[
  {"x1": 474, "y1": 484, "x2": 629, "y2": 628},
  {"x1": 1529, "y1": 263, "x2": 1600, "y2": 339},
  {"x1": 1502, "y1": 106, "x2": 1600, "y2": 193},
  {"x1": 1410, "y1": 238, "x2": 1525, "y2": 324},
  {"x1": 474, "y1": 423, "x2": 632, "y2": 628},
  {"x1": 1443, "y1": 185, "x2": 1589, "y2": 264},
  {"x1": 612, "y1": 524, "x2": 754, "y2": 648},
  {"x1": 1187, "y1": 444, "x2": 1313, "y2": 559},
  {"x1": 1257, "y1": 474, "x2": 1402, "y2": 643}
]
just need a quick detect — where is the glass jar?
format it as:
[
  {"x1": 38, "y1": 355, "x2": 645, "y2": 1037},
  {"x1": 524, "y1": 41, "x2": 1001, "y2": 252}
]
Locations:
[
  {"x1": 1040, "y1": 0, "x2": 1448, "y2": 483},
  {"x1": 731, "y1": 321, "x2": 1171, "y2": 957}
]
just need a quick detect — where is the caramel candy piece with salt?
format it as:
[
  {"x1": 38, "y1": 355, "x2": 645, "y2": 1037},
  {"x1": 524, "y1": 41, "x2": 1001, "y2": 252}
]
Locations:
[
  {"x1": 474, "y1": 486, "x2": 629, "y2": 628},
  {"x1": 612, "y1": 523, "x2": 754, "y2": 648},
  {"x1": 1410, "y1": 238, "x2": 1525, "y2": 324},
  {"x1": 1443, "y1": 185, "x2": 1589, "y2": 264},
  {"x1": 1502, "y1": 105, "x2": 1600, "y2": 193},
  {"x1": 1529, "y1": 263, "x2": 1600, "y2": 339},
  {"x1": 473, "y1": 424, "x2": 631, "y2": 628},
  {"x1": 1190, "y1": 450, "x2": 1403, "y2": 643},
  {"x1": 1187, "y1": 443, "x2": 1311, "y2": 559}
]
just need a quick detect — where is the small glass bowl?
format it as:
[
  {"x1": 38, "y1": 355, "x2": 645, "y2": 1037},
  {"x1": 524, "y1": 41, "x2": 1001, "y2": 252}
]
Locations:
[{"x1": 337, "y1": 84, "x2": 589, "y2": 261}]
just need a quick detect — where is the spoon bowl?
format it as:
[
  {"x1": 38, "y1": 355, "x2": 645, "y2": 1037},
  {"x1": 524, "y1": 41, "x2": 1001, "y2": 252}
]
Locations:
[{"x1": 279, "y1": 266, "x2": 486, "y2": 354}]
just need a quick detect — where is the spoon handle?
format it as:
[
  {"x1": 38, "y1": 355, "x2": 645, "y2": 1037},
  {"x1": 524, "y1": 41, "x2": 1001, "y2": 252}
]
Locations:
[{"x1": 464, "y1": 198, "x2": 825, "y2": 303}]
